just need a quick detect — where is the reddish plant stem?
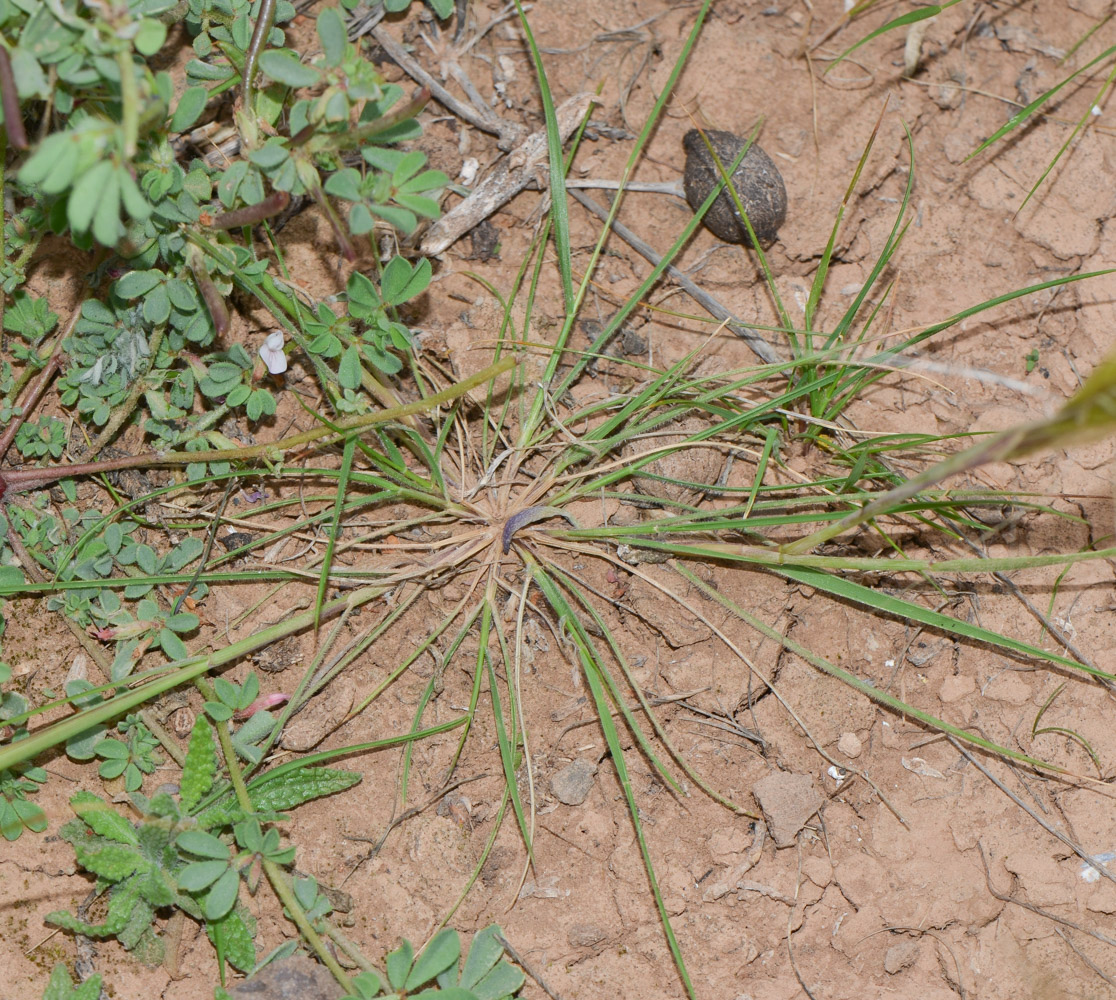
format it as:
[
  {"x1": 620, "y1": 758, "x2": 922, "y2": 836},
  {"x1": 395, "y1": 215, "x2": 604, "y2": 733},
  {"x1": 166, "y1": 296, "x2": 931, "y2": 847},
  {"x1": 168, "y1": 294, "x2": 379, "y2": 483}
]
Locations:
[
  {"x1": 0, "y1": 303, "x2": 82, "y2": 462},
  {"x1": 187, "y1": 247, "x2": 231, "y2": 337},
  {"x1": 0, "y1": 46, "x2": 27, "y2": 151},
  {"x1": 211, "y1": 190, "x2": 291, "y2": 230},
  {"x1": 0, "y1": 354, "x2": 518, "y2": 503},
  {"x1": 0, "y1": 452, "x2": 162, "y2": 501}
]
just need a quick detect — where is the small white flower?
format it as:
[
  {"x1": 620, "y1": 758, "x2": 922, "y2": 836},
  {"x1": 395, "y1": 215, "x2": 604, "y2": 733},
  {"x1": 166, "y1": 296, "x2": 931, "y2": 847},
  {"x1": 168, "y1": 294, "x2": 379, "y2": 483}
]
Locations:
[
  {"x1": 258, "y1": 330, "x2": 287, "y2": 375},
  {"x1": 1092, "y1": 105, "x2": 1103, "y2": 117}
]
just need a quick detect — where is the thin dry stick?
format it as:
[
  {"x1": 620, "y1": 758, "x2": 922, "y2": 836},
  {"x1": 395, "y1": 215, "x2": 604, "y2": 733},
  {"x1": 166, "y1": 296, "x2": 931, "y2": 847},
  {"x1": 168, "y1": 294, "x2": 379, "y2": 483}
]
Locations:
[
  {"x1": 493, "y1": 931, "x2": 564, "y2": 1000},
  {"x1": 568, "y1": 188, "x2": 781, "y2": 366},
  {"x1": 951, "y1": 737, "x2": 1116, "y2": 887},
  {"x1": 370, "y1": 25, "x2": 525, "y2": 150},
  {"x1": 1053, "y1": 925, "x2": 1116, "y2": 989},
  {"x1": 420, "y1": 92, "x2": 597, "y2": 256},
  {"x1": 977, "y1": 839, "x2": 1116, "y2": 949}
]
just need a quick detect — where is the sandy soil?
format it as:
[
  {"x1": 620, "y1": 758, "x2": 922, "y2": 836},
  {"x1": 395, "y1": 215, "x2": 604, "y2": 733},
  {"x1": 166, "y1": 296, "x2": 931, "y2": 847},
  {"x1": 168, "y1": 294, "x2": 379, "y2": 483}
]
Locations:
[{"x1": 4, "y1": 1, "x2": 1116, "y2": 999}]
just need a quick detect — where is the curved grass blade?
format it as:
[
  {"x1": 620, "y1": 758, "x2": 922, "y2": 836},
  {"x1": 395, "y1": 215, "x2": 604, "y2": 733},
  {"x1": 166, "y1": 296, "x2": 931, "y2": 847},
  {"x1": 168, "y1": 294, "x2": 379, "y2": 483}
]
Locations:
[
  {"x1": 512, "y1": 0, "x2": 574, "y2": 314},
  {"x1": 673, "y1": 564, "x2": 1068, "y2": 775},
  {"x1": 966, "y1": 43, "x2": 1116, "y2": 161},
  {"x1": 309, "y1": 434, "x2": 357, "y2": 633},
  {"x1": 825, "y1": 2, "x2": 964, "y2": 76},
  {"x1": 530, "y1": 566, "x2": 696, "y2": 999},
  {"x1": 1032, "y1": 683, "x2": 1102, "y2": 775}
]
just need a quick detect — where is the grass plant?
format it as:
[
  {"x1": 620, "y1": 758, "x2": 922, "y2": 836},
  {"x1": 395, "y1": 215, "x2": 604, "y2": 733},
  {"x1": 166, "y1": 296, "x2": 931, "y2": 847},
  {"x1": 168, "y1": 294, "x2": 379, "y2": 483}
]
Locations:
[{"x1": 1, "y1": 1, "x2": 1115, "y2": 998}]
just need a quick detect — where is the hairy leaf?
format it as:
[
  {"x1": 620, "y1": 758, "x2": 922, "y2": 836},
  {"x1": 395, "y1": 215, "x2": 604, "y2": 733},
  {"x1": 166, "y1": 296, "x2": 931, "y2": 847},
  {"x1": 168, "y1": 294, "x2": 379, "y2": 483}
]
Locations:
[
  {"x1": 181, "y1": 717, "x2": 217, "y2": 812},
  {"x1": 70, "y1": 791, "x2": 138, "y2": 845}
]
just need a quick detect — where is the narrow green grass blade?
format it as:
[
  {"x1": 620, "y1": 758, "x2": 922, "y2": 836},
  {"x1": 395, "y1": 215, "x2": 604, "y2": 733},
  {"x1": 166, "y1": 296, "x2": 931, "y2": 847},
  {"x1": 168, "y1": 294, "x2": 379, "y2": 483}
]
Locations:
[
  {"x1": 695, "y1": 125, "x2": 793, "y2": 338},
  {"x1": 1017, "y1": 61, "x2": 1116, "y2": 213},
  {"x1": 826, "y1": 2, "x2": 963, "y2": 75},
  {"x1": 401, "y1": 665, "x2": 444, "y2": 807},
  {"x1": 315, "y1": 434, "x2": 356, "y2": 632},
  {"x1": 806, "y1": 104, "x2": 887, "y2": 339},
  {"x1": 546, "y1": 562, "x2": 746, "y2": 813},
  {"x1": 434, "y1": 785, "x2": 510, "y2": 931},
  {"x1": 438, "y1": 604, "x2": 486, "y2": 779},
  {"x1": 772, "y1": 564, "x2": 1113, "y2": 682},
  {"x1": 967, "y1": 43, "x2": 1116, "y2": 160},
  {"x1": 485, "y1": 654, "x2": 534, "y2": 867},
  {"x1": 674, "y1": 564, "x2": 1066, "y2": 775},
  {"x1": 192, "y1": 717, "x2": 470, "y2": 819},
  {"x1": 0, "y1": 581, "x2": 394, "y2": 772},
  {"x1": 477, "y1": 601, "x2": 534, "y2": 865},
  {"x1": 530, "y1": 568, "x2": 695, "y2": 999},
  {"x1": 513, "y1": 0, "x2": 573, "y2": 314},
  {"x1": 529, "y1": 0, "x2": 715, "y2": 429},
  {"x1": 545, "y1": 567, "x2": 683, "y2": 795},
  {"x1": 824, "y1": 127, "x2": 914, "y2": 353},
  {"x1": 743, "y1": 426, "x2": 778, "y2": 520}
]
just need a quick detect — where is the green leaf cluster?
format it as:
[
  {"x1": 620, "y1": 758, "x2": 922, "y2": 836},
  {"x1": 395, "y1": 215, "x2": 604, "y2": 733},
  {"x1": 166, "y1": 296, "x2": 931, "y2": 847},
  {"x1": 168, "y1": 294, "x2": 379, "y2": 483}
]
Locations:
[
  {"x1": 342, "y1": 926, "x2": 525, "y2": 1000},
  {"x1": 48, "y1": 712, "x2": 362, "y2": 974}
]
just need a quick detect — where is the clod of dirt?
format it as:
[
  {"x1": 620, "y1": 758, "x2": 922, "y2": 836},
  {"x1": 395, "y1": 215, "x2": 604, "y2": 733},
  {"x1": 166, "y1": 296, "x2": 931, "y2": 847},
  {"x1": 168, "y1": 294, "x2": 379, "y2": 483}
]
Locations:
[
  {"x1": 622, "y1": 416, "x2": 723, "y2": 506},
  {"x1": 567, "y1": 923, "x2": 607, "y2": 948},
  {"x1": 837, "y1": 732, "x2": 863, "y2": 758},
  {"x1": 280, "y1": 677, "x2": 355, "y2": 751},
  {"x1": 550, "y1": 758, "x2": 598, "y2": 805},
  {"x1": 229, "y1": 955, "x2": 342, "y2": 1000},
  {"x1": 751, "y1": 771, "x2": 823, "y2": 848},
  {"x1": 682, "y1": 129, "x2": 787, "y2": 245},
  {"x1": 466, "y1": 219, "x2": 501, "y2": 261},
  {"x1": 253, "y1": 634, "x2": 303, "y2": 674},
  {"x1": 884, "y1": 938, "x2": 921, "y2": 974}
]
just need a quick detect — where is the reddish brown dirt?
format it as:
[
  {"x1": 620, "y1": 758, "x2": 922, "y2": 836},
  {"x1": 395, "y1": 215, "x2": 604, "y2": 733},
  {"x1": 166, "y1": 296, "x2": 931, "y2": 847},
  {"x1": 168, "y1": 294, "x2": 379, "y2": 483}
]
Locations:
[{"x1": 5, "y1": 2, "x2": 1116, "y2": 1000}]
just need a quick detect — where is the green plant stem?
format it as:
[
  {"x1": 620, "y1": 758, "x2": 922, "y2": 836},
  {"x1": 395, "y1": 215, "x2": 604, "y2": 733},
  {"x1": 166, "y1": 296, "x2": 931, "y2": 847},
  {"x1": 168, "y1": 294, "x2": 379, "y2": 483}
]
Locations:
[
  {"x1": 263, "y1": 858, "x2": 354, "y2": 991},
  {"x1": 198, "y1": 675, "x2": 354, "y2": 992},
  {"x1": 0, "y1": 355, "x2": 516, "y2": 498},
  {"x1": 0, "y1": 581, "x2": 390, "y2": 772},
  {"x1": 114, "y1": 49, "x2": 139, "y2": 158},
  {"x1": 242, "y1": 0, "x2": 277, "y2": 109},
  {"x1": 2, "y1": 516, "x2": 187, "y2": 767}
]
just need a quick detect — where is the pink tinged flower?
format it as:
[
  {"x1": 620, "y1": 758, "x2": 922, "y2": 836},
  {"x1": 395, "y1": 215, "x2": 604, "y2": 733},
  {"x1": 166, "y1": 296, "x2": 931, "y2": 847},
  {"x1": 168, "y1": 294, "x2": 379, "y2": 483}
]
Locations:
[
  {"x1": 235, "y1": 692, "x2": 289, "y2": 720},
  {"x1": 258, "y1": 330, "x2": 287, "y2": 375}
]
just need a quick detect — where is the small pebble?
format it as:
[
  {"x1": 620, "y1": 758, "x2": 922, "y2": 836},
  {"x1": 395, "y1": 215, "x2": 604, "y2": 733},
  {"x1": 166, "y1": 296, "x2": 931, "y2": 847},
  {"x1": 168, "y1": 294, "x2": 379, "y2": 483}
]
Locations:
[
  {"x1": 550, "y1": 759, "x2": 597, "y2": 805},
  {"x1": 837, "y1": 732, "x2": 863, "y2": 758},
  {"x1": 567, "y1": 923, "x2": 607, "y2": 948},
  {"x1": 229, "y1": 956, "x2": 342, "y2": 1000},
  {"x1": 883, "y1": 938, "x2": 920, "y2": 975}
]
